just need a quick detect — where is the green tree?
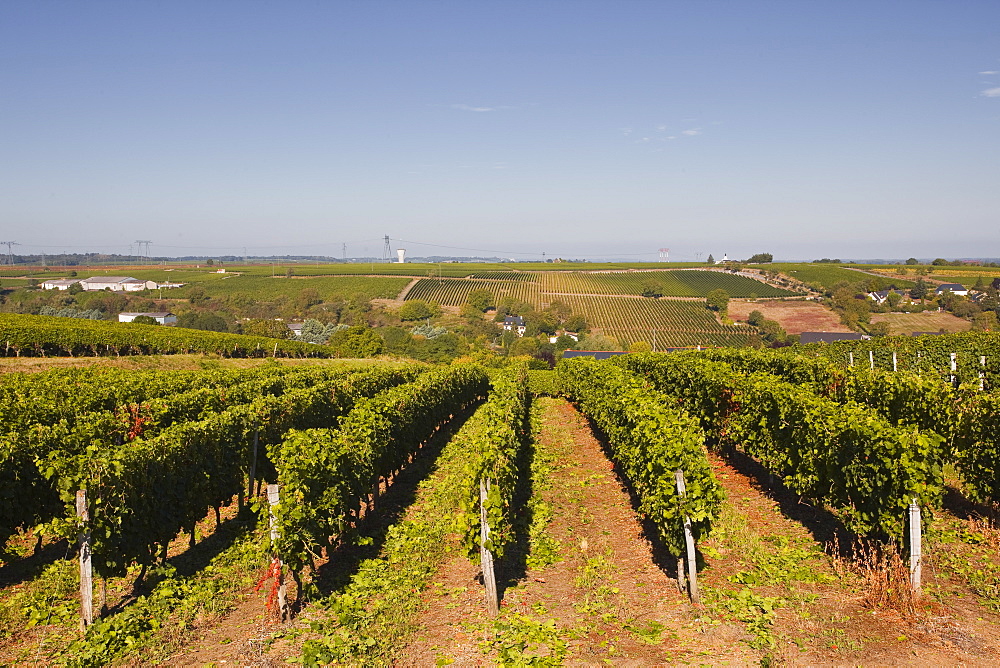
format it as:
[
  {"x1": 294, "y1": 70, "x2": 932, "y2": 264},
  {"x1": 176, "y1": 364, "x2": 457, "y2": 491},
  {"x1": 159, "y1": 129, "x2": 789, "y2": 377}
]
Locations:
[
  {"x1": 575, "y1": 333, "x2": 620, "y2": 351},
  {"x1": 67, "y1": 282, "x2": 84, "y2": 295},
  {"x1": 886, "y1": 291, "x2": 902, "y2": 310},
  {"x1": 243, "y1": 318, "x2": 291, "y2": 339},
  {"x1": 563, "y1": 314, "x2": 588, "y2": 333},
  {"x1": 745, "y1": 253, "x2": 773, "y2": 263},
  {"x1": 629, "y1": 340, "x2": 652, "y2": 352},
  {"x1": 466, "y1": 288, "x2": 494, "y2": 313},
  {"x1": 640, "y1": 280, "x2": 662, "y2": 298},
  {"x1": 176, "y1": 311, "x2": 228, "y2": 332},
  {"x1": 706, "y1": 289, "x2": 730, "y2": 314},
  {"x1": 397, "y1": 299, "x2": 435, "y2": 321},
  {"x1": 931, "y1": 258, "x2": 949, "y2": 266},
  {"x1": 911, "y1": 278, "x2": 928, "y2": 302},
  {"x1": 706, "y1": 254, "x2": 715, "y2": 264},
  {"x1": 868, "y1": 321, "x2": 891, "y2": 337},
  {"x1": 905, "y1": 257, "x2": 919, "y2": 265},
  {"x1": 747, "y1": 310, "x2": 765, "y2": 326},
  {"x1": 327, "y1": 325, "x2": 384, "y2": 357},
  {"x1": 131, "y1": 315, "x2": 160, "y2": 325},
  {"x1": 972, "y1": 311, "x2": 998, "y2": 331}
]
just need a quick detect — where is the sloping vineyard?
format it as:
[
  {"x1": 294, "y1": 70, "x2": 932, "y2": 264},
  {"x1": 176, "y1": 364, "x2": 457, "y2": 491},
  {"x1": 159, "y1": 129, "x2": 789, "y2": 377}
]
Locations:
[
  {"x1": 466, "y1": 271, "x2": 538, "y2": 281},
  {"x1": 540, "y1": 270, "x2": 800, "y2": 297},
  {"x1": 403, "y1": 277, "x2": 541, "y2": 305},
  {"x1": 558, "y1": 295, "x2": 751, "y2": 347}
]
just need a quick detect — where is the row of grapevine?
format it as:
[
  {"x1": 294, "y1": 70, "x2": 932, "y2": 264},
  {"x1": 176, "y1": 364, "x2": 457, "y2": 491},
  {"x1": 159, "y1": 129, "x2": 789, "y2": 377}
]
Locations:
[
  {"x1": 556, "y1": 357, "x2": 724, "y2": 555},
  {"x1": 615, "y1": 353, "x2": 945, "y2": 536},
  {"x1": 540, "y1": 270, "x2": 799, "y2": 298},
  {"x1": 268, "y1": 364, "x2": 490, "y2": 578},
  {"x1": 696, "y1": 346, "x2": 1000, "y2": 506},
  {"x1": 798, "y1": 331, "x2": 1000, "y2": 387},
  {"x1": 43, "y1": 367, "x2": 420, "y2": 577},
  {"x1": 441, "y1": 364, "x2": 532, "y2": 561},
  {"x1": 0, "y1": 365, "x2": 362, "y2": 547},
  {"x1": 557, "y1": 295, "x2": 751, "y2": 348},
  {"x1": 0, "y1": 364, "x2": 332, "y2": 434},
  {"x1": 0, "y1": 313, "x2": 343, "y2": 358},
  {"x1": 467, "y1": 271, "x2": 538, "y2": 282},
  {"x1": 404, "y1": 278, "x2": 541, "y2": 306}
]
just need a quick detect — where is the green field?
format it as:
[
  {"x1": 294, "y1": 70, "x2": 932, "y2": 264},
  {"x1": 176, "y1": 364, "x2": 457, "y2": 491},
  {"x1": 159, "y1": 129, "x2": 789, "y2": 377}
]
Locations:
[
  {"x1": 173, "y1": 275, "x2": 411, "y2": 302},
  {"x1": 763, "y1": 264, "x2": 915, "y2": 291}
]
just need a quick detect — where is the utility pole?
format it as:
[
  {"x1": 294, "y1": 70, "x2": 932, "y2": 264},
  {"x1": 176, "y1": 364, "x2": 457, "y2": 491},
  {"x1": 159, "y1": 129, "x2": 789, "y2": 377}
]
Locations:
[
  {"x1": 382, "y1": 235, "x2": 391, "y2": 263},
  {"x1": 0, "y1": 241, "x2": 19, "y2": 266},
  {"x1": 135, "y1": 240, "x2": 152, "y2": 264}
]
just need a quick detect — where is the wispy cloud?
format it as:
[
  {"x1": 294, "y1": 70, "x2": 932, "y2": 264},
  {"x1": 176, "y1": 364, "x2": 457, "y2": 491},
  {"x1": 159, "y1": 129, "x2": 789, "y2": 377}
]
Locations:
[
  {"x1": 452, "y1": 104, "x2": 495, "y2": 112},
  {"x1": 681, "y1": 128, "x2": 701, "y2": 136},
  {"x1": 982, "y1": 87, "x2": 1000, "y2": 98},
  {"x1": 620, "y1": 127, "x2": 633, "y2": 136},
  {"x1": 980, "y1": 71, "x2": 998, "y2": 75}
]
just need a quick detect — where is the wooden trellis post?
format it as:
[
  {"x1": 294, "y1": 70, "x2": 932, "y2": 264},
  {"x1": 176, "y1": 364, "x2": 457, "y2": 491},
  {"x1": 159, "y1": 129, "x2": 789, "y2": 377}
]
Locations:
[
  {"x1": 266, "y1": 484, "x2": 290, "y2": 621},
  {"x1": 480, "y1": 478, "x2": 499, "y2": 616},
  {"x1": 909, "y1": 499, "x2": 922, "y2": 596},
  {"x1": 248, "y1": 426, "x2": 260, "y2": 501},
  {"x1": 674, "y1": 470, "x2": 700, "y2": 605},
  {"x1": 76, "y1": 490, "x2": 94, "y2": 630}
]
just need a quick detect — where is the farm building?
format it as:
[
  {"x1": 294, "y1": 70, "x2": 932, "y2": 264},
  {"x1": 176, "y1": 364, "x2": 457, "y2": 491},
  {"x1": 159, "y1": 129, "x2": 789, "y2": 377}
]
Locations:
[
  {"x1": 867, "y1": 288, "x2": 908, "y2": 305},
  {"x1": 81, "y1": 276, "x2": 157, "y2": 292},
  {"x1": 40, "y1": 279, "x2": 80, "y2": 290},
  {"x1": 502, "y1": 315, "x2": 526, "y2": 337},
  {"x1": 118, "y1": 312, "x2": 177, "y2": 325},
  {"x1": 935, "y1": 283, "x2": 968, "y2": 296}
]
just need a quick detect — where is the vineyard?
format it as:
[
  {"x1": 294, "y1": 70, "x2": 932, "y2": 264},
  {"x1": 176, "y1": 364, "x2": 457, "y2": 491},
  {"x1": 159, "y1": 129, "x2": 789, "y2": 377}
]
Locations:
[
  {"x1": 404, "y1": 277, "x2": 541, "y2": 306},
  {"x1": 555, "y1": 295, "x2": 751, "y2": 347},
  {"x1": 538, "y1": 270, "x2": 800, "y2": 298},
  {"x1": 0, "y1": 314, "x2": 347, "y2": 358},
  {"x1": 403, "y1": 269, "x2": 794, "y2": 347},
  {"x1": 3, "y1": 336, "x2": 999, "y2": 664}
]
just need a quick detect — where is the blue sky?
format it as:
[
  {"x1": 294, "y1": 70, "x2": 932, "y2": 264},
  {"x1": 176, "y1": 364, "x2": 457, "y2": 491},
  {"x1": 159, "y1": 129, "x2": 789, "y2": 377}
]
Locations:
[{"x1": 2, "y1": 1, "x2": 998, "y2": 261}]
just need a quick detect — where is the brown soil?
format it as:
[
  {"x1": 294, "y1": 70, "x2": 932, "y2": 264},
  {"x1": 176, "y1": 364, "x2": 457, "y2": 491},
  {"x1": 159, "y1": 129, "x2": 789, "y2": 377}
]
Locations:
[
  {"x1": 400, "y1": 399, "x2": 1000, "y2": 665},
  {"x1": 400, "y1": 398, "x2": 757, "y2": 665},
  {"x1": 728, "y1": 300, "x2": 851, "y2": 334}
]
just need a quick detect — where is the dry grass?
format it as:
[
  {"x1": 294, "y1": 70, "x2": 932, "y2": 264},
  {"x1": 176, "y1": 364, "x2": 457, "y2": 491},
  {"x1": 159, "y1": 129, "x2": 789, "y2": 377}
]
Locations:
[{"x1": 832, "y1": 537, "x2": 918, "y2": 618}]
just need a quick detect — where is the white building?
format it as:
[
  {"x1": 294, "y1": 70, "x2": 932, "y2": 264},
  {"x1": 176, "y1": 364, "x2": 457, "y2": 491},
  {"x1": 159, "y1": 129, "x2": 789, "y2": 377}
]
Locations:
[
  {"x1": 119, "y1": 312, "x2": 177, "y2": 325},
  {"x1": 502, "y1": 315, "x2": 526, "y2": 337},
  {"x1": 41, "y1": 279, "x2": 80, "y2": 290},
  {"x1": 80, "y1": 276, "x2": 158, "y2": 292}
]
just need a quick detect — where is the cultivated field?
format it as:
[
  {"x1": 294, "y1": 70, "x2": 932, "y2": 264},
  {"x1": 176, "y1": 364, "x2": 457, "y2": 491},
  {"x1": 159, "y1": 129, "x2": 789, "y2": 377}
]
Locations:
[
  {"x1": 3, "y1": 350, "x2": 998, "y2": 665},
  {"x1": 869, "y1": 311, "x2": 974, "y2": 335},
  {"x1": 728, "y1": 299, "x2": 853, "y2": 334}
]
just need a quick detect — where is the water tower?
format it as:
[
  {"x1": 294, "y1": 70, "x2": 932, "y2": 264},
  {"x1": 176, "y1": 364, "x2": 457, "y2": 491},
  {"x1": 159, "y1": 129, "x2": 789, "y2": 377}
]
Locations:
[{"x1": 396, "y1": 248, "x2": 406, "y2": 264}]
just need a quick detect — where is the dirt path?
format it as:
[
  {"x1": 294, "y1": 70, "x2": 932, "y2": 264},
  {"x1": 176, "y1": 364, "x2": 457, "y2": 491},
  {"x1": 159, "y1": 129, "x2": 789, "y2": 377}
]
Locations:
[{"x1": 400, "y1": 397, "x2": 756, "y2": 665}]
